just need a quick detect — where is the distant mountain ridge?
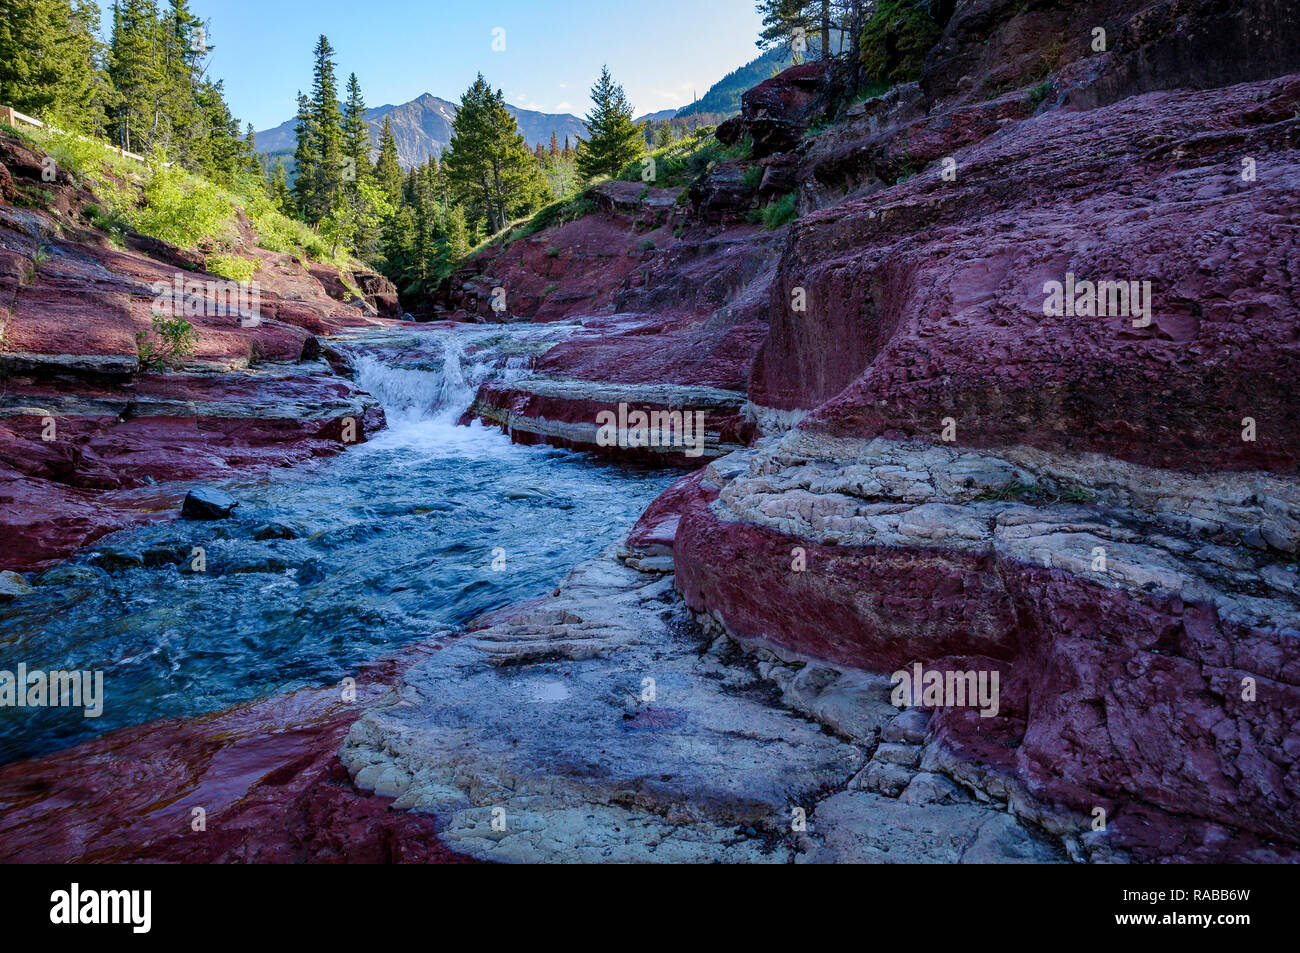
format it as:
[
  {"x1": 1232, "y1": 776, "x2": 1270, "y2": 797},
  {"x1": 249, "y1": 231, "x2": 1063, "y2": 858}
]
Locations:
[
  {"x1": 254, "y1": 43, "x2": 831, "y2": 169},
  {"x1": 256, "y1": 93, "x2": 588, "y2": 170}
]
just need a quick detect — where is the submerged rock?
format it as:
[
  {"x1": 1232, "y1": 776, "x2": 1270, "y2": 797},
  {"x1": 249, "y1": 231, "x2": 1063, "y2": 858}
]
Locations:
[
  {"x1": 92, "y1": 549, "x2": 144, "y2": 572},
  {"x1": 32, "y1": 564, "x2": 107, "y2": 587},
  {"x1": 182, "y1": 486, "x2": 239, "y2": 521},
  {"x1": 252, "y1": 522, "x2": 298, "y2": 541},
  {"x1": 0, "y1": 570, "x2": 31, "y2": 600}
]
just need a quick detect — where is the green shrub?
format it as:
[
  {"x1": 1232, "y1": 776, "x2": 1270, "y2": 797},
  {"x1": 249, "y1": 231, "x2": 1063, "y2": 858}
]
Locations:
[
  {"x1": 860, "y1": 0, "x2": 943, "y2": 85},
  {"x1": 136, "y1": 314, "x2": 198, "y2": 370},
  {"x1": 39, "y1": 128, "x2": 107, "y2": 187},
  {"x1": 206, "y1": 253, "x2": 258, "y2": 283},
  {"x1": 757, "y1": 192, "x2": 797, "y2": 229},
  {"x1": 130, "y1": 157, "x2": 234, "y2": 250},
  {"x1": 742, "y1": 164, "x2": 764, "y2": 191},
  {"x1": 84, "y1": 202, "x2": 129, "y2": 247},
  {"x1": 614, "y1": 131, "x2": 750, "y2": 189}
]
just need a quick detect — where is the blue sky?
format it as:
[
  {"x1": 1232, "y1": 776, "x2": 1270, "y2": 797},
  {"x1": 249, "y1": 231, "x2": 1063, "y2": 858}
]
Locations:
[{"x1": 162, "y1": 0, "x2": 766, "y2": 131}]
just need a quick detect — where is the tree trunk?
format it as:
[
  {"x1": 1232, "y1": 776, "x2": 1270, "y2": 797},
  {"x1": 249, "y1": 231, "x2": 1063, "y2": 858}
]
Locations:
[
  {"x1": 849, "y1": 0, "x2": 865, "y2": 90},
  {"x1": 821, "y1": 0, "x2": 831, "y2": 61}
]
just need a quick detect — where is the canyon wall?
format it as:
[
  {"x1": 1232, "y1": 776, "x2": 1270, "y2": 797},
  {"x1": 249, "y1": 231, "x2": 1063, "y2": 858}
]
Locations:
[
  {"x1": 0, "y1": 135, "x2": 397, "y2": 570},
  {"x1": 646, "y1": 0, "x2": 1300, "y2": 861}
]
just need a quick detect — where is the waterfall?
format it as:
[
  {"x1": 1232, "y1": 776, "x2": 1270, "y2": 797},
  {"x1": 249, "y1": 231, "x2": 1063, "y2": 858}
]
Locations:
[
  {"x1": 346, "y1": 322, "x2": 579, "y2": 435},
  {"x1": 352, "y1": 339, "x2": 478, "y2": 427}
]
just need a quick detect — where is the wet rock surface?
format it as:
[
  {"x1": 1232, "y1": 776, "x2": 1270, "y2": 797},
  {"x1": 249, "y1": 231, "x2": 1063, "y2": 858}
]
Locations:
[
  {"x1": 4, "y1": 0, "x2": 1299, "y2": 865},
  {"x1": 0, "y1": 642, "x2": 479, "y2": 863},
  {"x1": 341, "y1": 545, "x2": 1059, "y2": 863},
  {"x1": 181, "y1": 486, "x2": 239, "y2": 520}
]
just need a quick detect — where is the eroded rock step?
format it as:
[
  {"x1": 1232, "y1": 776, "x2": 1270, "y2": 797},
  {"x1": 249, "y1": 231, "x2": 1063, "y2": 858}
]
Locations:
[
  {"x1": 672, "y1": 436, "x2": 1300, "y2": 862},
  {"x1": 341, "y1": 545, "x2": 1063, "y2": 863}
]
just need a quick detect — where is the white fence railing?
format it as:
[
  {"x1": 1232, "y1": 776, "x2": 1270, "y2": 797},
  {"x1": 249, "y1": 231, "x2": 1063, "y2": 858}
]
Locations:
[{"x1": 1, "y1": 104, "x2": 153, "y2": 164}]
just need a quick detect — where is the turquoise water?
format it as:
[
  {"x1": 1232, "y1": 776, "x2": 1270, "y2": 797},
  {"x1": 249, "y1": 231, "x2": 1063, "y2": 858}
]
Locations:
[{"x1": 0, "y1": 324, "x2": 676, "y2": 765}]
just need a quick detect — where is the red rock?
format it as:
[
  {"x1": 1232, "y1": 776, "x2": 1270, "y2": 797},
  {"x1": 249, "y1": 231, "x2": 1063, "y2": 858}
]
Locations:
[
  {"x1": 0, "y1": 131, "x2": 396, "y2": 571},
  {"x1": 751, "y1": 74, "x2": 1300, "y2": 473},
  {"x1": 738, "y1": 62, "x2": 827, "y2": 158},
  {"x1": 0, "y1": 643, "x2": 480, "y2": 863}
]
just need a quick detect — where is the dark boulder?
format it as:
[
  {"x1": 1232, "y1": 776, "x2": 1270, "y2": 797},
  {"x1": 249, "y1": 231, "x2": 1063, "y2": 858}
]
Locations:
[
  {"x1": 688, "y1": 161, "x2": 759, "y2": 225},
  {"x1": 715, "y1": 116, "x2": 744, "y2": 146},
  {"x1": 738, "y1": 61, "x2": 827, "y2": 157},
  {"x1": 758, "y1": 153, "x2": 799, "y2": 197},
  {"x1": 182, "y1": 486, "x2": 238, "y2": 521},
  {"x1": 354, "y1": 270, "x2": 401, "y2": 316}
]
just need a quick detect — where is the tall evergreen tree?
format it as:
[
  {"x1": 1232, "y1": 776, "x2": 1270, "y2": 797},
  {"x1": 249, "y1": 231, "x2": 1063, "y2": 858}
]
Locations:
[
  {"x1": 373, "y1": 115, "x2": 404, "y2": 204},
  {"x1": 107, "y1": 0, "x2": 163, "y2": 154},
  {"x1": 575, "y1": 66, "x2": 643, "y2": 181},
  {"x1": 0, "y1": 0, "x2": 109, "y2": 132},
  {"x1": 440, "y1": 74, "x2": 547, "y2": 234},
  {"x1": 243, "y1": 122, "x2": 260, "y2": 174},
  {"x1": 268, "y1": 156, "x2": 292, "y2": 211},
  {"x1": 299, "y1": 34, "x2": 343, "y2": 222},
  {"x1": 341, "y1": 71, "x2": 371, "y2": 185},
  {"x1": 756, "y1": 0, "x2": 831, "y2": 60},
  {"x1": 156, "y1": 0, "x2": 202, "y2": 153},
  {"x1": 291, "y1": 90, "x2": 316, "y2": 216}
]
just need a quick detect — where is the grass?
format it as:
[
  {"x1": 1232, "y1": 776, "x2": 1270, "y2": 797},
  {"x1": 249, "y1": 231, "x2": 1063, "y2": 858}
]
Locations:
[
  {"x1": 205, "y1": 253, "x2": 258, "y2": 283},
  {"x1": 9, "y1": 121, "x2": 347, "y2": 270},
  {"x1": 614, "y1": 127, "x2": 749, "y2": 189},
  {"x1": 467, "y1": 190, "x2": 601, "y2": 259},
  {"x1": 746, "y1": 191, "x2": 798, "y2": 230},
  {"x1": 83, "y1": 203, "x2": 129, "y2": 248},
  {"x1": 972, "y1": 480, "x2": 1098, "y2": 505}
]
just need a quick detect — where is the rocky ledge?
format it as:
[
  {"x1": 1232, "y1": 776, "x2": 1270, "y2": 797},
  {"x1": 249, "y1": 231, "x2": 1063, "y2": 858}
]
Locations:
[
  {"x1": 0, "y1": 131, "x2": 399, "y2": 571},
  {"x1": 340, "y1": 542, "x2": 1062, "y2": 863},
  {"x1": 0, "y1": 639, "x2": 478, "y2": 863},
  {"x1": 669, "y1": 437, "x2": 1300, "y2": 862}
]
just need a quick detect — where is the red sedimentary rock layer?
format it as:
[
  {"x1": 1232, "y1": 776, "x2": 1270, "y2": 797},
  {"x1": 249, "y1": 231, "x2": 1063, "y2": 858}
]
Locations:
[
  {"x1": 0, "y1": 643, "x2": 478, "y2": 863},
  {"x1": 0, "y1": 134, "x2": 397, "y2": 570}
]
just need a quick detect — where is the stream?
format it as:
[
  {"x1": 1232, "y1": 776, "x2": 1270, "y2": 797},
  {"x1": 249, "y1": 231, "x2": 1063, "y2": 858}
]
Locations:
[{"x1": 0, "y1": 323, "x2": 677, "y2": 766}]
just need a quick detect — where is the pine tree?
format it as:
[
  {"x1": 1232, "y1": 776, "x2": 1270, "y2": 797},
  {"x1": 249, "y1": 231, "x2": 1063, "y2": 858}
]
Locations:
[
  {"x1": 291, "y1": 90, "x2": 316, "y2": 215},
  {"x1": 341, "y1": 71, "x2": 371, "y2": 186},
  {"x1": 373, "y1": 115, "x2": 404, "y2": 205},
  {"x1": 193, "y1": 75, "x2": 240, "y2": 177},
  {"x1": 575, "y1": 66, "x2": 644, "y2": 181},
  {"x1": 756, "y1": 0, "x2": 831, "y2": 61},
  {"x1": 0, "y1": 0, "x2": 109, "y2": 132},
  {"x1": 299, "y1": 34, "x2": 343, "y2": 222},
  {"x1": 243, "y1": 122, "x2": 260, "y2": 174},
  {"x1": 156, "y1": 0, "x2": 202, "y2": 155},
  {"x1": 269, "y1": 156, "x2": 292, "y2": 211},
  {"x1": 444, "y1": 203, "x2": 469, "y2": 261},
  {"x1": 440, "y1": 74, "x2": 547, "y2": 234},
  {"x1": 107, "y1": 0, "x2": 164, "y2": 154},
  {"x1": 548, "y1": 131, "x2": 559, "y2": 158}
]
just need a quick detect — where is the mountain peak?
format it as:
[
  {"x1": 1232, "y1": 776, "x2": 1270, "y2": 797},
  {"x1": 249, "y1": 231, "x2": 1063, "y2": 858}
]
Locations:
[{"x1": 255, "y1": 93, "x2": 586, "y2": 169}]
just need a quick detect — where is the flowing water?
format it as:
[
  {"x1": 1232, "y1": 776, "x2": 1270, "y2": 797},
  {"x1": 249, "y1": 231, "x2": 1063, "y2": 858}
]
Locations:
[{"x1": 0, "y1": 323, "x2": 677, "y2": 766}]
